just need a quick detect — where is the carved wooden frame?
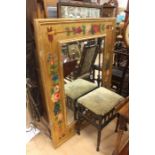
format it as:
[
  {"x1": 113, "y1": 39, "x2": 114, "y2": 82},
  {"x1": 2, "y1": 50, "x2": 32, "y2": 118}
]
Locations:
[{"x1": 34, "y1": 18, "x2": 116, "y2": 148}]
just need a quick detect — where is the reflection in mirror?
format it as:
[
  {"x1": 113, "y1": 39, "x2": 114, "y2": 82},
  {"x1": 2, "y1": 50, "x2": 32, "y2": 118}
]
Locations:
[{"x1": 60, "y1": 37, "x2": 105, "y2": 125}]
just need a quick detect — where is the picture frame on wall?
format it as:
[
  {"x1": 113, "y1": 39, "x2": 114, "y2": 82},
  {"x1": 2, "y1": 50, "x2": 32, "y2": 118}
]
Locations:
[
  {"x1": 57, "y1": 1, "x2": 101, "y2": 18},
  {"x1": 101, "y1": 3, "x2": 116, "y2": 17}
]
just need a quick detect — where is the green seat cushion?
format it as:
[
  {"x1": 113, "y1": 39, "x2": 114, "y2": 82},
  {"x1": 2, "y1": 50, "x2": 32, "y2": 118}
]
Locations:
[
  {"x1": 77, "y1": 87, "x2": 124, "y2": 115},
  {"x1": 65, "y1": 79, "x2": 97, "y2": 100}
]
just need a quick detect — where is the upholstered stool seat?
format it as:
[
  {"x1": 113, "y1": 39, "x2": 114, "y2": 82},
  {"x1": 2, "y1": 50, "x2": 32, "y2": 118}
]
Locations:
[
  {"x1": 76, "y1": 87, "x2": 124, "y2": 151},
  {"x1": 65, "y1": 79, "x2": 97, "y2": 100},
  {"x1": 65, "y1": 79, "x2": 98, "y2": 119},
  {"x1": 78, "y1": 87, "x2": 123, "y2": 115}
]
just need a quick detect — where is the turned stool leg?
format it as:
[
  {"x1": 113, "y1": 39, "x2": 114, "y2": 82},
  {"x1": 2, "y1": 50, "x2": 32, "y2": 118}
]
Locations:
[
  {"x1": 96, "y1": 128, "x2": 102, "y2": 151},
  {"x1": 115, "y1": 114, "x2": 120, "y2": 132},
  {"x1": 74, "y1": 101, "x2": 77, "y2": 120},
  {"x1": 96, "y1": 118, "x2": 102, "y2": 151},
  {"x1": 76, "y1": 105, "x2": 82, "y2": 135}
]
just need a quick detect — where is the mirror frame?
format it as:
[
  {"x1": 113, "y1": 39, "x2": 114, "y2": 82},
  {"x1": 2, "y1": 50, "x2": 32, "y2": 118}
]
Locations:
[
  {"x1": 34, "y1": 18, "x2": 116, "y2": 148},
  {"x1": 57, "y1": 1, "x2": 101, "y2": 18}
]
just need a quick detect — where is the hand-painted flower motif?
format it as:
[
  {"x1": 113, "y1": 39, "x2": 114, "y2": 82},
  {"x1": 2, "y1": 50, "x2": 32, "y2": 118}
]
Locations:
[
  {"x1": 51, "y1": 92, "x2": 60, "y2": 102},
  {"x1": 50, "y1": 60, "x2": 54, "y2": 65},
  {"x1": 54, "y1": 103, "x2": 60, "y2": 115},
  {"x1": 76, "y1": 27, "x2": 82, "y2": 34},
  {"x1": 82, "y1": 25, "x2": 86, "y2": 34},
  {"x1": 52, "y1": 74, "x2": 59, "y2": 83},
  {"x1": 54, "y1": 85, "x2": 60, "y2": 93},
  {"x1": 65, "y1": 24, "x2": 105, "y2": 36},
  {"x1": 54, "y1": 93, "x2": 60, "y2": 102},
  {"x1": 51, "y1": 95, "x2": 55, "y2": 102},
  {"x1": 92, "y1": 24, "x2": 100, "y2": 33}
]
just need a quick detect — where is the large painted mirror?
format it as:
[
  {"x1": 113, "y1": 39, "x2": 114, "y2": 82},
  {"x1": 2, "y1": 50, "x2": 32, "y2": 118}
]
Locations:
[
  {"x1": 59, "y1": 36, "x2": 106, "y2": 125},
  {"x1": 34, "y1": 18, "x2": 115, "y2": 148}
]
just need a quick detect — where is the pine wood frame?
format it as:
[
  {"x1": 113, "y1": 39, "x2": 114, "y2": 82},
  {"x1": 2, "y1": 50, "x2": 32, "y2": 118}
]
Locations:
[{"x1": 34, "y1": 18, "x2": 116, "y2": 148}]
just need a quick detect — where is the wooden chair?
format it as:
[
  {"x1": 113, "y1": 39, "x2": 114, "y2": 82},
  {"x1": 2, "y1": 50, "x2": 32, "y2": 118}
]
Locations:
[
  {"x1": 68, "y1": 44, "x2": 99, "y2": 81},
  {"x1": 113, "y1": 97, "x2": 129, "y2": 155},
  {"x1": 111, "y1": 48, "x2": 129, "y2": 95},
  {"x1": 63, "y1": 59, "x2": 77, "y2": 78},
  {"x1": 76, "y1": 86, "x2": 125, "y2": 151}
]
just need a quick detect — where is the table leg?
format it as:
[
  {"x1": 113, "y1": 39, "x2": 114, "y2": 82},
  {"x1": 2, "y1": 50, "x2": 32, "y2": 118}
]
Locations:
[{"x1": 112, "y1": 130, "x2": 124, "y2": 155}]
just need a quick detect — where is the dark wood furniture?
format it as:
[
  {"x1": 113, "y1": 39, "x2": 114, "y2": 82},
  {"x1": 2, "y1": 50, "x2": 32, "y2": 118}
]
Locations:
[
  {"x1": 76, "y1": 87, "x2": 125, "y2": 151},
  {"x1": 92, "y1": 47, "x2": 129, "y2": 94},
  {"x1": 77, "y1": 45, "x2": 98, "y2": 78},
  {"x1": 113, "y1": 97, "x2": 129, "y2": 155},
  {"x1": 111, "y1": 48, "x2": 129, "y2": 95},
  {"x1": 101, "y1": 3, "x2": 116, "y2": 17},
  {"x1": 63, "y1": 60, "x2": 78, "y2": 77},
  {"x1": 67, "y1": 44, "x2": 99, "y2": 81}
]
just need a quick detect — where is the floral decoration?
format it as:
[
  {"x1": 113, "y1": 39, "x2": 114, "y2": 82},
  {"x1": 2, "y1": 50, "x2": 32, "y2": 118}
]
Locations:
[
  {"x1": 47, "y1": 24, "x2": 106, "y2": 43},
  {"x1": 47, "y1": 53, "x2": 65, "y2": 139},
  {"x1": 65, "y1": 24, "x2": 105, "y2": 36},
  {"x1": 51, "y1": 93, "x2": 60, "y2": 103},
  {"x1": 54, "y1": 85, "x2": 60, "y2": 93},
  {"x1": 52, "y1": 74, "x2": 59, "y2": 84}
]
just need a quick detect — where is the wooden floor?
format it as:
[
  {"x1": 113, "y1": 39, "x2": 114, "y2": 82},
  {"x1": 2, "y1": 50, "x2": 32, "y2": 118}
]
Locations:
[
  {"x1": 26, "y1": 118, "x2": 128, "y2": 155},
  {"x1": 119, "y1": 142, "x2": 129, "y2": 155}
]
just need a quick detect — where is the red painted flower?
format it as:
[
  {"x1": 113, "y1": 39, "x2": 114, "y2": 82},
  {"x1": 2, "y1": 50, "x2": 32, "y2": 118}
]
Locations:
[
  {"x1": 93, "y1": 25, "x2": 100, "y2": 33},
  {"x1": 54, "y1": 93, "x2": 60, "y2": 102},
  {"x1": 50, "y1": 60, "x2": 54, "y2": 65},
  {"x1": 76, "y1": 27, "x2": 82, "y2": 34},
  {"x1": 51, "y1": 92, "x2": 60, "y2": 102}
]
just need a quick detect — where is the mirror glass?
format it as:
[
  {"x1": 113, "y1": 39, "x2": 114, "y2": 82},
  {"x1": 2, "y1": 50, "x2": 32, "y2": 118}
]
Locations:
[{"x1": 60, "y1": 37, "x2": 105, "y2": 125}]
